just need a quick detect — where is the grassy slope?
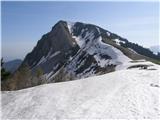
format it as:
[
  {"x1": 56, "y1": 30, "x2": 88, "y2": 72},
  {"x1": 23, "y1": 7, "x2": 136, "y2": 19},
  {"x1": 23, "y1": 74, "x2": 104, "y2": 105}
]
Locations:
[{"x1": 102, "y1": 37, "x2": 160, "y2": 65}]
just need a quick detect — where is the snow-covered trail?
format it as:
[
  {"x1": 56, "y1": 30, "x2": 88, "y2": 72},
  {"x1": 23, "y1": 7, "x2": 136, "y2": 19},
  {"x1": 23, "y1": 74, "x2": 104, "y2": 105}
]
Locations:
[{"x1": 1, "y1": 65, "x2": 160, "y2": 119}]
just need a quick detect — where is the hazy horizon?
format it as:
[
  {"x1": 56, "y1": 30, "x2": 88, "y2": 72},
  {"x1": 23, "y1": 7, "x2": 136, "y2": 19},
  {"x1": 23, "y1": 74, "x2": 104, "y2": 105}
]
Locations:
[{"x1": 2, "y1": 1, "x2": 159, "y2": 61}]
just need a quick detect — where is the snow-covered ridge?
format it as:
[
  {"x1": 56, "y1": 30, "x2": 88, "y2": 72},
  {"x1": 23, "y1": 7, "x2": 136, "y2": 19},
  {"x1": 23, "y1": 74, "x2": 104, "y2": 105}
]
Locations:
[
  {"x1": 67, "y1": 22, "x2": 131, "y2": 69},
  {"x1": 2, "y1": 62, "x2": 160, "y2": 119},
  {"x1": 67, "y1": 21, "x2": 75, "y2": 34}
]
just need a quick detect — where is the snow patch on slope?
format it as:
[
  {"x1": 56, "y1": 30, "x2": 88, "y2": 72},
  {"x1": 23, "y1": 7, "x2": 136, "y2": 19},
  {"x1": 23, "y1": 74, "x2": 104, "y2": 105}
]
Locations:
[
  {"x1": 37, "y1": 56, "x2": 46, "y2": 65},
  {"x1": 128, "y1": 48, "x2": 137, "y2": 54},
  {"x1": 67, "y1": 21, "x2": 75, "y2": 34},
  {"x1": 36, "y1": 51, "x2": 61, "y2": 66},
  {"x1": 106, "y1": 31, "x2": 111, "y2": 36},
  {"x1": 49, "y1": 51, "x2": 61, "y2": 58},
  {"x1": 114, "y1": 38, "x2": 126, "y2": 46}
]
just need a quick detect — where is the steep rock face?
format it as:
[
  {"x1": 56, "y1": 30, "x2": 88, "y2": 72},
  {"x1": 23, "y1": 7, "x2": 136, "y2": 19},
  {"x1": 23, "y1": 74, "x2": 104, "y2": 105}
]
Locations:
[{"x1": 22, "y1": 21, "x2": 79, "y2": 75}]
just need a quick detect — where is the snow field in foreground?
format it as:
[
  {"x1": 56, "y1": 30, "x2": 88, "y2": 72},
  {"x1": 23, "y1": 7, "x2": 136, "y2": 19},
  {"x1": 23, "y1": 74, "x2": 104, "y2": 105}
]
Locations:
[{"x1": 2, "y1": 64, "x2": 160, "y2": 119}]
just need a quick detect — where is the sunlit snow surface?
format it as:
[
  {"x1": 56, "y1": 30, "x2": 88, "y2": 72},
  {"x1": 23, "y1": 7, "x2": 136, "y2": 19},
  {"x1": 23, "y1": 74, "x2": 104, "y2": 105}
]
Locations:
[{"x1": 2, "y1": 61, "x2": 160, "y2": 119}]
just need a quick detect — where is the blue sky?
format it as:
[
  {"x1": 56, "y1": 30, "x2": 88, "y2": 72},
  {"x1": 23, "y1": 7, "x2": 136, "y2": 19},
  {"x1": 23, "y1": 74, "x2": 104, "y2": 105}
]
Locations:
[{"x1": 1, "y1": 1, "x2": 159, "y2": 61}]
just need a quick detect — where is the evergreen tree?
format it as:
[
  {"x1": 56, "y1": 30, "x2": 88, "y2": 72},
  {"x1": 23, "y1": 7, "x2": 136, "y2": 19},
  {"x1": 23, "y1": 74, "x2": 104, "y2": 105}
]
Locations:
[{"x1": 36, "y1": 67, "x2": 44, "y2": 78}]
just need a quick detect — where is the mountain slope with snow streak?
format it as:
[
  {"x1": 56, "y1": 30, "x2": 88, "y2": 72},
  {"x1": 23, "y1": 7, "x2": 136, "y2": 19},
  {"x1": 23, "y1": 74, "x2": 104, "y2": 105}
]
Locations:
[
  {"x1": 2, "y1": 62, "x2": 160, "y2": 119},
  {"x1": 62, "y1": 21, "x2": 131, "y2": 79},
  {"x1": 3, "y1": 20, "x2": 160, "y2": 91}
]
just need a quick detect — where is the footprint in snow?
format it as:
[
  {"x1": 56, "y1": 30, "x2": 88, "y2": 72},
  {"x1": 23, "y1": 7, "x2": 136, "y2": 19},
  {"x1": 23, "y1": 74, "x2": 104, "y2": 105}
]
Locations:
[{"x1": 150, "y1": 83, "x2": 159, "y2": 88}]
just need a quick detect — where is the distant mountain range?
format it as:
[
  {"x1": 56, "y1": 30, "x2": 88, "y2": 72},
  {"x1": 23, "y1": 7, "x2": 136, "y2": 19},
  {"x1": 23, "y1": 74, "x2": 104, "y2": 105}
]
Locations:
[
  {"x1": 3, "y1": 59, "x2": 22, "y2": 73},
  {"x1": 2, "y1": 20, "x2": 160, "y2": 90},
  {"x1": 150, "y1": 45, "x2": 160, "y2": 55}
]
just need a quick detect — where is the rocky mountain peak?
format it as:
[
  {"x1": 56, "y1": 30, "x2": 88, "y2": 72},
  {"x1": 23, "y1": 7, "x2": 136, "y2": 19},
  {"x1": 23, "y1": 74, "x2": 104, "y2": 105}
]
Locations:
[{"x1": 8, "y1": 20, "x2": 160, "y2": 90}]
